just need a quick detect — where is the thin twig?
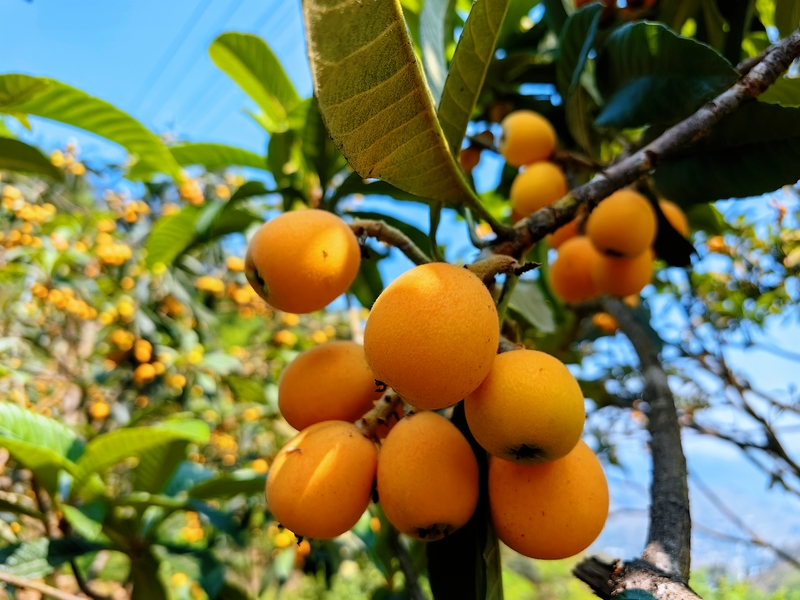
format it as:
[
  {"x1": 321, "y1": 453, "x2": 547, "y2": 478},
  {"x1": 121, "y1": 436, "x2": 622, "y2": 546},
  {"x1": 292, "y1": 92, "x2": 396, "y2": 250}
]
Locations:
[
  {"x1": 70, "y1": 560, "x2": 109, "y2": 600},
  {"x1": 0, "y1": 571, "x2": 86, "y2": 600},
  {"x1": 350, "y1": 219, "x2": 431, "y2": 266}
]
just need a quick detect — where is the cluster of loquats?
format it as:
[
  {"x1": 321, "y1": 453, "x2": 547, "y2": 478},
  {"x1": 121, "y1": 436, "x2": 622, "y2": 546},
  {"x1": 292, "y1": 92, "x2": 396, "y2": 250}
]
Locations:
[
  {"x1": 497, "y1": 110, "x2": 690, "y2": 305},
  {"x1": 244, "y1": 209, "x2": 609, "y2": 560}
]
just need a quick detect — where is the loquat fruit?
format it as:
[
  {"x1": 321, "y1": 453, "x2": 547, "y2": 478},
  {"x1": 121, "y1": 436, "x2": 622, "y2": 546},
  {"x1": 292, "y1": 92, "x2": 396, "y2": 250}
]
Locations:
[
  {"x1": 546, "y1": 219, "x2": 579, "y2": 249},
  {"x1": 549, "y1": 236, "x2": 600, "y2": 304},
  {"x1": 278, "y1": 341, "x2": 384, "y2": 431},
  {"x1": 499, "y1": 110, "x2": 557, "y2": 167},
  {"x1": 363, "y1": 263, "x2": 499, "y2": 410},
  {"x1": 245, "y1": 210, "x2": 360, "y2": 314},
  {"x1": 377, "y1": 411, "x2": 478, "y2": 540},
  {"x1": 266, "y1": 421, "x2": 377, "y2": 539},
  {"x1": 489, "y1": 440, "x2": 609, "y2": 560},
  {"x1": 459, "y1": 146, "x2": 481, "y2": 173},
  {"x1": 510, "y1": 162, "x2": 568, "y2": 218},
  {"x1": 465, "y1": 349, "x2": 585, "y2": 464},
  {"x1": 591, "y1": 250, "x2": 654, "y2": 297},
  {"x1": 586, "y1": 190, "x2": 657, "y2": 258},
  {"x1": 659, "y1": 200, "x2": 689, "y2": 237}
]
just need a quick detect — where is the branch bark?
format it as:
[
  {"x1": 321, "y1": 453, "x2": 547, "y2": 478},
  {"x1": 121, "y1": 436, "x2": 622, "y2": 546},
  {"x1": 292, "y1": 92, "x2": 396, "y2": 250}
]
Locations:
[
  {"x1": 490, "y1": 28, "x2": 800, "y2": 258},
  {"x1": 350, "y1": 219, "x2": 431, "y2": 266},
  {"x1": 574, "y1": 297, "x2": 698, "y2": 599},
  {"x1": 0, "y1": 571, "x2": 86, "y2": 600}
]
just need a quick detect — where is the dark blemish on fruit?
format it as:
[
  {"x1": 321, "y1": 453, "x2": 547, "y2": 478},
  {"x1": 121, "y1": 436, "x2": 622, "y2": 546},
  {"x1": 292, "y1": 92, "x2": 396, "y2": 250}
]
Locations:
[
  {"x1": 322, "y1": 250, "x2": 328, "y2": 259},
  {"x1": 510, "y1": 444, "x2": 546, "y2": 461},
  {"x1": 416, "y1": 523, "x2": 454, "y2": 540},
  {"x1": 375, "y1": 380, "x2": 388, "y2": 393}
]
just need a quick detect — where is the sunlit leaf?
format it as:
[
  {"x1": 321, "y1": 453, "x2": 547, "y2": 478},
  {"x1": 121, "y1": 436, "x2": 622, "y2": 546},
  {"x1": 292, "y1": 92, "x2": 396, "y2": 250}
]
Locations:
[
  {"x1": 169, "y1": 142, "x2": 268, "y2": 171},
  {"x1": 759, "y1": 75, "x2": 800, "y2": 107},
  {"x1": 0, "y1": 538, "x2": 106, "y2": 579},
  {"x1": 509, "y1": 280, "x2": 556, "y2": 333},
  {"x1": 0, "y1": 74, "x2": 181, "y2": 179}
]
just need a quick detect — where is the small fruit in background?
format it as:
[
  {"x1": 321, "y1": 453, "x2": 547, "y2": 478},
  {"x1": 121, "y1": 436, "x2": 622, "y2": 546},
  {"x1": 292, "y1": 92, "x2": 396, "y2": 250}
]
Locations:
[
  {"x1": 278, "y1": 341, "x2": 384, "y2": 431},
  {"x1": 499, "y1": 110, "x2": 557, "y2": 167},
  {"x1": 550, "y1": 236, "x2": 600, "y2": 304},
  {"x1": 364, "y1": 263, "x2": 499, "y2": 410},
  {"x1": 459, "y1": 146, "x2": 481, "y2": 173},
  {"x1": 377, "y1": 411, "x2": 479, "y2": 541},
  {"x1": 592, "y1": 312, "x2": 618, "y2": 334},
  {"x1": 592, "y1": 250, "x2": 654, "y2": 298},
  {"x1": 659, "y1": 200, "x2": 689, "y2": 237},
  {"x1": 586, "y1": 190, "x2": 657, "y2": 258},
  {"x1": 510, "y1": 161, "x2": 568, "y2": 218},
  {"x1": 266, "y1": 421, "x2": 377, "y2": 539},
  {"x1": 489, "y1": 440, "x2": 609, "y2": 560},
  {"x1": 546, "y1": 219, "x2": 579, "y2": 249},
  {"x1": 245, "y1": 209, "x2": 360, "y2": 314},
  {"x1": 465, "y1": 349, "x2": 585, "y2": 464}
]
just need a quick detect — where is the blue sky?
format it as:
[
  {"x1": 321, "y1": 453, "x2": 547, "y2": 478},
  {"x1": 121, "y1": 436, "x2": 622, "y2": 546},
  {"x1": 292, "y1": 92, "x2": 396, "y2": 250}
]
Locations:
[{"x1": 5, "y1": 0, "x2": 800, "y2": 580}]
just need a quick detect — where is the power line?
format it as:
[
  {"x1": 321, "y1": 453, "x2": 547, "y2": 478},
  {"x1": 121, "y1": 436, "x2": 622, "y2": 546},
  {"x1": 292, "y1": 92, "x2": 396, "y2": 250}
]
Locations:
[
  {"x1": 129, "y1": 0, "x2": 214, "y2": 113},
  {"x1": 145, "y1": 0, "x2": 247, "y2": 121}
]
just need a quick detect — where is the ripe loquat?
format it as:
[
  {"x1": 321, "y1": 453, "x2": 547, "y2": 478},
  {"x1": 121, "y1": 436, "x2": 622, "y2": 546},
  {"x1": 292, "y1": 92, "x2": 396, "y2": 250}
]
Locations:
[
  {"x1": 459, "y1": 146, "x2": 481, "y2": 173},
  {"x1": 489, "y1": 439, "x2": 608, "y2": 559},
  {"x1": 266, "y1": 421, "x2": 377, "y2": 539},
  {"x1": 659, "y1": 200, "x2": 689, "y2": 237},
  {"x1": 499, "y1": 110, "x2": 557, "y2": 167},
  {"x1": 245, "y1": 210, "x2": 360, "y2": 314},
  {"x1": 465, "y1": 349, "x2": 585, "y2": 464},
  {"x1": 279, "y1": 341, "x2": 384, "y2": 431},
  {"x1": 510, "y1": 162, "x2": 568, "y2": 218},
  {"x1": 546, "y1": 219, "x2": 579, "y2": 249},
  {"x1": 377, "y1": 411, "x2": 478, "y2": 540},
  {"x1": 549, "y1": 236, "x2": 600, "y2": 304},
  {"x1": 591, "y1": 250, "x2": 654, "y2": 297},
  {"x1": 363, "y1": 263, "x2": 499, "y2": 410},
  {"x1": 586, "y1": 190, "x2": 657, "y2": 258}
]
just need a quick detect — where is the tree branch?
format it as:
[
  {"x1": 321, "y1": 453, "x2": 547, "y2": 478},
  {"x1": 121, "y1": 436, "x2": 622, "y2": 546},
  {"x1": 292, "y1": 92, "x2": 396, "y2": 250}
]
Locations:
[
  {"x1": 350, "y1": 219, "x2": 431, "y2": 266},
  {"x1": 490, "y1": 28, "x2": 800, "y2": 258},
  {"x1": 388, "y1": 527, "x2": 426, "y2": 600},
  {"x1": 0, "y1": 571, "x2": 86, "y2": 600},
  {"x1": 575, "y1": 297, "x2": 697, "y2": 598}
]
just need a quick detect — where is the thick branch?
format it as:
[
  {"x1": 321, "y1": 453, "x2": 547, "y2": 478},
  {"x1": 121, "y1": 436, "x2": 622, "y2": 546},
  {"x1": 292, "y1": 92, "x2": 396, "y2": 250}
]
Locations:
[
  {"x1": 491, "y1": 28, "x2": 800, "y2": 257},
  {"x1": 573, "y1": 558, "x2": 699, "y2": 600},
  {"x1": 357, "y1": 391, "x2": 404, "y2": 442},
  {"x1": 0, "y1": 571, "x2": 86, "y2": 600},
  {"x1": 350, "y1": 219, "x2": 431, "y2": 266}
]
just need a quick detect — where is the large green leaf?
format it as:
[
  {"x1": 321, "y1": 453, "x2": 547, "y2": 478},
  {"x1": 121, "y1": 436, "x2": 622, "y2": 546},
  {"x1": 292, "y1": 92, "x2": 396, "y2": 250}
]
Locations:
[
  {"x1": 0, "y1": 401, "x2": 83, "y2": 460},
  {"x1": 130, "y1": 546, "x2": 168, "y2": 600},
  {"x1": 0, "y1": 74, "x2": 181, "y2": 179},
  {"x1": 775, "y1": 0, "x2": 800, "y2": 38},
  {"x1": 0, "y1": 137, "x2": 63, "y2": 180},
  {"x1": 420, "y1": 0, "x2": 456, "y2": 105},
  {"x1": 759, "y1": 75, "x2": 800, "y2": 107},
  {"x1": 509, "y1": 280, "x2": 556, "y2": 333},
  {"x1": 0, "y1": 538, "x2": 105, "y2": 579},
  {"x1": 595, "y1": 23, "x2": 738, "y2": 128},
  {"x1": 303, "y1": 0, "x2": 480, "y2": 206},
  {"x1": 72, "y1": 421, "x2": 209, "y2": 493},
  {"x1": 653, "y1": 102, "x2": 800, "y2": 205},
  {"x1": 210, "y1": 33, "x2": 301, "y2": 133},
  {"x1": 438, "y1": 0, "x2": 512, "y2": 156},
  {"x1": 226, "y1": 375, "x2": 268, "y2": 404},
  {"x1": 0, "y1": 439, "x2": 77, "y2": 496},
  {"x1": 302, "y1": 98, "x2": 347, "y2": 190},
  {"x1": 169, "y1": 143, "x2": 268, "y2": 171},
  {"x1": 145, "y1": 206, "x2": 204, "y2": 268}
]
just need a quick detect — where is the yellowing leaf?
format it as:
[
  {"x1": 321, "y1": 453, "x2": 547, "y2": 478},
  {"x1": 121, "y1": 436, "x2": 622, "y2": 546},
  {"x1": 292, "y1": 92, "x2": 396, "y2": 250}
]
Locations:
[{"x1": 303, "y1": 0, "x2": 477, "y2": 206}]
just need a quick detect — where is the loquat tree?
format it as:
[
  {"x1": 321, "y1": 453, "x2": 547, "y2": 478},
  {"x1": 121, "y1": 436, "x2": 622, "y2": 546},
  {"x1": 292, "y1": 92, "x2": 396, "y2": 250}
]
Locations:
[{"x1": 0, "y1": 1, "x2": 799, "y2": 599}]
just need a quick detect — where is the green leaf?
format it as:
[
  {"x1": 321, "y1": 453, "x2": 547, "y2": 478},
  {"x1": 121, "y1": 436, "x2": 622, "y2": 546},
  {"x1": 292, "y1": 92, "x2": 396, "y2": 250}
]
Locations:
[
  {"x1": 438, "y1": 0, "x2": 512, "y2": 156},
  {"x1": 61, "y1": 502, "x2": 108, "y2": 542},
  {"x1": 73, "y1": 421, "x2": 209, "y2": 493},
  {"x1": 227, "y1": 375, "x2": 267, "y2": 404},
  {"x1": 0, "y1": 401, "x2": 84, "y2": 460},
  {"x1": 542, "y1": 0, "x2": 569, "y2": 35},
  {"x1": 0, "y1": 74, "x2": 181, "y2": 179},
  {"x1": 130, "y1": 546, "x2": 168, "y2": 600},
  {"x1": 653, "y1": 102, "x2": 800, "y2": 205},
  {"x1": 350, "y1": 258, "x2": 385, "y2": 309},
  {"x1": 331, "y1": 172, "x2": 432, "y2": 206},
  {"x1": 659, "y1": 0, "x2": 701, "y2": 32},
  {"x1": 303, "y1": 98, "x2": 346, "y2": 190},
  {"x1": 0, "y1": 538, "x2": 105, "y2": 579},
  {"x1": 775, "y1": 0, "x2": 800, "y2": 38},
  {"x1": 497, "y1": 0, "x2": 540, "y2": 47},
  {"x1": 0, "y1": 440, "x2": 76, "y2": 496},
  {"x1": 187, "y1": 469, "x2": 267, "y2": 500},
  {"x1": 595, "y1": 22, "x2": 738, "y2": 128},
  {"x1": 508, "y1": 280, "x2": 556, "y2": 333},
  {"x1": 759, "y1": 75, "x2": 800, "y2": 107},
  {"x1": 347, "y1": 210, "x2": 430, "y2": 259},
  {"x1": 169, "y1": 143, "x2": 268, "y2": 171},
  {"x1": 686, "y1": 203, "x2": 729, "y2": 234},
  {"x1": 210, "y1": 33, "x2": 301, "y2": 133},
  {"x1": 303, "y1": 0, "x2": 480, "y2": 206},
  {"x1": 133, "y1": 440, "x2": 194, "y2": 495},
  {"x1": 230, "y1": 180, "x2": 273, "y2": 204},
  {"x1": 420, "y1": 0, "x2": 456, "y2": 105},
  {"x1": 145, "y1": 206, "x2": 203, "y2": 268},
  {"x1": 0, "y1": 137, "x2": 63, "y2": 180},
  {"x1": 557, "y1": 4, "x2": 604, "y2": 156}
]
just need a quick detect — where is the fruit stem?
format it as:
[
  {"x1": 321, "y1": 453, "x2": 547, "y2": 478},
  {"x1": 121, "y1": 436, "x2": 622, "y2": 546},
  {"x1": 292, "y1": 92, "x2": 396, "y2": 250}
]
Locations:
[
  {"x1": 466, "y1": 255, "x2": 538, "y2": 286},
  {"x1": 350, "y1": 219, "x2": 431, "y2": 266},
  {"x1": 358, "y1": 391, "x2": 404, "y2": 441}
]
